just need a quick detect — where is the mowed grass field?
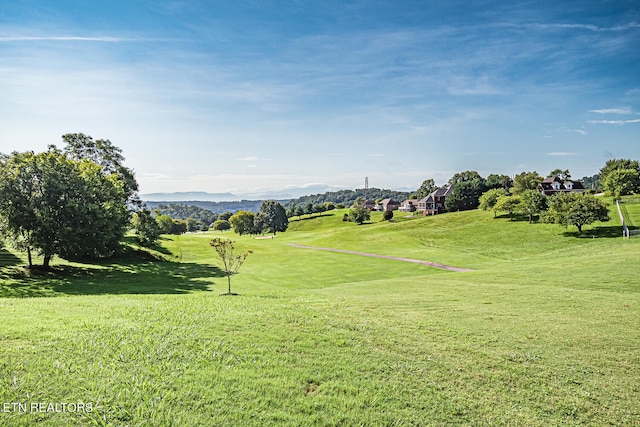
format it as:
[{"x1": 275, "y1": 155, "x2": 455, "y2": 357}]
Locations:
[{"x1": 0, "y1": 200, "x2": 639, "y2": 426}]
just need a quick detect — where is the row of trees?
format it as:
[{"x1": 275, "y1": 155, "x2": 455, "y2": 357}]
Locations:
[
  {"x1": 479, "y1": 188, "x2": 609, "y2": 233},
  {"x1": 286, "y1": 202, "x2": 339, "y2": 219},
  {"x1": 130, "y1": 200, "x2": 290, "y2": 245},
  {"x1": 0, "y1": 134, "x2": 139, "y2": 267},
  {"x1": 227, "y1": 201, "x2": 289, "y2": 236},
  {"x1": 287, "y1": 188, "x2": 411, "y2": 211},
  {"x1": 152, "y1": 203, "x2": 219, "y2": 226}
]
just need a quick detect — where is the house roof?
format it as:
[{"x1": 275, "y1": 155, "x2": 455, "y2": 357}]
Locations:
[
  {"x1": 539, "y1": 178, "x2": 585, "y2": 192},
  {"x1": 430, "y1": 185, "x2": 453, "y2": 197},
  {"x1": 401, "y1": 199, "x2": 419, "y2": 205},
  {"x1": 380, "y1": 198, "x2": 399, "y2": 205}
]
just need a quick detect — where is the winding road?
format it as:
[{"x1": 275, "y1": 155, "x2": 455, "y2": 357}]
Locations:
[{"x1": 288, "y1": 244, "x2": 474, "y2": 272}]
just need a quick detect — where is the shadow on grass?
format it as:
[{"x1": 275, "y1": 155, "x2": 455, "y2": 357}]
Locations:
[
  {"x1": 561, "y1": 225, "x2": 631, "y2": 239},
  {"x1": 289, "y1": 213, "x2": 335, "y2": 222},
  {"x1": 122, "y1": 235, "x2": 174, "y2": 256},
  {"x1": 0, "y1": 246, "x2": 225, "y2": 298},
  {"x1": 0, "y1": 248, "x2": 22, "y2": 268},
  {"x1": 494, "y1": 213, "x2": 541, "y2": 222}
]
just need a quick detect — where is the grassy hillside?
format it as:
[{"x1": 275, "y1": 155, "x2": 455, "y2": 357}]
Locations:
[{"x1": 0, "y1": 205, "x2": 638, "y2": 426}]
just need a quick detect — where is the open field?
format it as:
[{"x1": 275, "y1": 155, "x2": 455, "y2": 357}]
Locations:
[{"x1": 1, "y1": 202, "x2": 639, "y2": 426}]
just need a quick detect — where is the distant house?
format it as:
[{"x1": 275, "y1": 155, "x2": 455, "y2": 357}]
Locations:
[
  {"x1": 538, "y1": 177, "x2": 586, "y2": 196},
  {"x1": 379, "y1": 198, "x2": 401, "y2": 212},
  {"x1": 420, "y1": 185, "x2": 453, "y2": 215},
  {"x1": 399, "y1": 199, "x2": 420, "y2": 212},
  {"x1": 357, "y1": 199, "x2": 377, "y2": 210}
]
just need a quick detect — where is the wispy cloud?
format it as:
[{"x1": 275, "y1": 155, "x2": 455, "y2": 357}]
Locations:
[
  {"x1": 498, "y1": 22, "x2": 640, "y2": 33},
  {"x1": 237, "y1": 156, "x2": 259, "y2": 161},
  {"x1": 588, "y1": 107, "x2": 633, "y2": 115},
  {"x1": 0, "y1": 35, "x2": 132, "y2": 42},
  {"x1": 547, "y1": 152, "x2": 578, "y2": 156},
  {"x1": 588, "y1": 119, "x2": 640, "y2": 125}
]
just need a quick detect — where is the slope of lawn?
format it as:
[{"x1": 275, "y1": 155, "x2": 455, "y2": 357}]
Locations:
[{"x1": 0, "y1": 204, "x2": 638, "y2": 426}]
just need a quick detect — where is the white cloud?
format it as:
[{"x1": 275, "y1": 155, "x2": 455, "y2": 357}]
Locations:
[
  {"x1": 588, "y1": 107, "x2": 633, "y2": 115},
  {"x1": 500, "y1": 22, "x2": 640, "y2": 33},
  {"x1": 237, "y1": 156, "x2": 259, "y2": 161},
  {"x1": 0, "y1": 36, "x2": 128, "y2": 42},
  {"x1": 588, "y1": 119, "x2": 640, "y2": 125}
]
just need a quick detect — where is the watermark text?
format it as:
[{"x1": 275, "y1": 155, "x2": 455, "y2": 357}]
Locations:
[{"x1": 2, "y1": 402, "x2": 93, "y2": 413}]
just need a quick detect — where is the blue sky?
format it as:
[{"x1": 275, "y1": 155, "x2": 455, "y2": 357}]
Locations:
[{"x1": 1, "y1": 1, "x2": 639, "y2": 197}]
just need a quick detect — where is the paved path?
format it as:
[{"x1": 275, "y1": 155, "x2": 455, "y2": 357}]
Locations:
[{"x1": 288, "y1": 244, "x2": 474, "y2": 272}]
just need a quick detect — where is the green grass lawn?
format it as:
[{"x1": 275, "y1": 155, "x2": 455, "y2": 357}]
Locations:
[{"x1": 0, "y1": 205, "x2": 639, "y2": 426}]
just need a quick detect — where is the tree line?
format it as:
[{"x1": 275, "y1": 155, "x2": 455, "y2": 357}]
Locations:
[{"x1": 286, "y1": 188, "x2": 411, "y2": 210}]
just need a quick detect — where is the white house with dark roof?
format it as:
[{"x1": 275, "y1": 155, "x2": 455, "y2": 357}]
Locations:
[{"x1": 538, "y1": 177, "x2": 586, "y2": 196}]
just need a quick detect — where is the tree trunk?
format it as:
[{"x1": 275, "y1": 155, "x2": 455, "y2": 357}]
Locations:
[
  {"x1": 43, "y1": 253, "x2": 52, "y2": 269},
  {"x1": 227, "y1": 274, "x2": 232, "y2": 294},
  {"x1": 26, "y1": 246, "x2": 33, "y2": 267}
]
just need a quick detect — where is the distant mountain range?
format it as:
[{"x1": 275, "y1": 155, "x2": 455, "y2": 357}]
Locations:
[
  {"x1": 141, "y1": 192, "x2": 241, "y2": 202},
  {"x1": 140, "y1": 185, "x2": 349, "y2": 202}
]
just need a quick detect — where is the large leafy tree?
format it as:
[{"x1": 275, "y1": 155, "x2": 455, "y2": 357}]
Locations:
[
  {"x1": 0, "y1": 148, "x2": 127, "y2": 267},
  {"x1": 415, "y1": 179, "x2": 437, "y2": 199},
  {"x1": 131, "y1": 208, "x2": 161, "y2": 247},
  {"x1": 567, "y1": 196, "x2": 610, "y2": 233},
  {"x1": 0, "y1": 150, "x2": 61, "y2": 266},
  {"x1": 511, "y1": 171, "x2": 544, "y2": 195},
  {"x1": 549, "y1": 169, "x2": 571, "y2": 181},
  {"x1": 62, "y1": 133, "x2": 139, "y2": 206},
  {"x1": 545, "y1": 193, "x2": 609, "y2": 234},
  {"x1": 213, "y1": 219, "x2": 231, "y2": 232},
  {"x1": 485, "y1": 174, "x2": 513, "y2": 192},
  {"x1": 446, "y1": 178, "x2": 487, "y2": 212},
  {"x1": 520, "y1": 190, "x2": 547, "y2": 223},
  {"x1": 545, "y1": 192, "x2": 576, "y2": 229},
  {"x1": 229, "y1": 210, "x2": 257, "y2": 235},
  {"x1": 449, "y1": 170, "x2": 484, "y2": 186},
  {"x1": 602, "y1": 168, "x2": 639, "y2": 198},
  {"x1": 258, "y1": 200, "x2": 289, "y2": 235},
  {"x1": 494, "y1": 195, "x2": 521, "y2": 220},
  {"x1": 600, "y1": 159, "x2": 640, "y2": 183},
  {"x1": 155, "y1": 214, "x2": 174, "y2": 234},
  {"x1": 479, "y1": 188, "x2": 507, "y2": 216},
  {"x1": 348, "y1": 207, "x2": 370, "y2": 224},
  {"x1": 0, "y1": 135, "x2": 138, "y2": 267},
  {"x1": 58, "y1": 159, "x2": 129, "y2": 260}
]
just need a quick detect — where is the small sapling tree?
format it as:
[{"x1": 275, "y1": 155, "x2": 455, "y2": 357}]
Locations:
[{"x1": 210, "y1": 238, "x2": 252, "y2": 295}]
